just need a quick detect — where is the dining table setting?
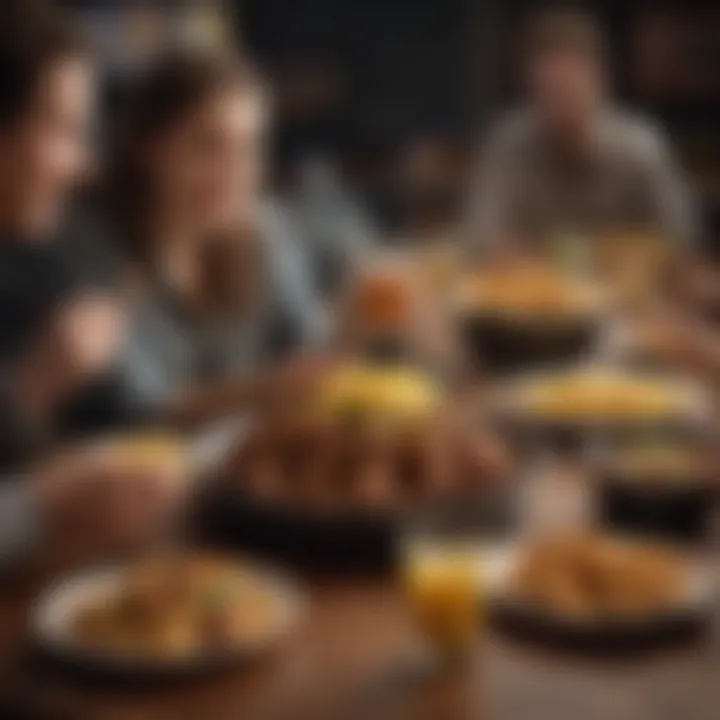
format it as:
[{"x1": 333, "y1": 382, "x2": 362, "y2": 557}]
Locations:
[{"x1": 1, "y1": 242, "x2": 720, "y2": 720}]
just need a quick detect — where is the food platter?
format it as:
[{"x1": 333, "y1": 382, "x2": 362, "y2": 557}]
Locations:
[
  {"x1": 454, "y1": 266, "x2": 610, "y2": 373},
  {"x1": 197, "y1": 363, "x2": 514, "y2": 571},
  {"x1": 32, "y1": 557, "x2": 303, "y2": 678},
  {"x1": 483, "y1": 535, "x2": 715, "y2": 651},
  {"x1": 490, "y1": 367, "x2": 711, "y2": 454},
  {"x1": 197, "y1": 429, "x2": 514, "y2": 572}
]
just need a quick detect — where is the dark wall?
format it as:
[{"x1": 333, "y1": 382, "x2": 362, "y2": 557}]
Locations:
[{"x1": 240, "y1": 0, "x2": 472, "y2": 150}]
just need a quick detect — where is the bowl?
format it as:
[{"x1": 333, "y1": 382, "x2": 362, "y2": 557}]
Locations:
[
  {"x1": 596, "y1": 447, "x2": 717, "y2": 543},
  {"x1": 460, "y1": 312, "x2": 601, "y2": 374}
]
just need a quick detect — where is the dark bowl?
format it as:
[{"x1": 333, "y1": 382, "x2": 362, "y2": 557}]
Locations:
[
  {"x1": 597, "y1": 470, "x2": 716, "y2": 544},
  {"x1": 489, "y1": 596, "x2": 709, "y2": 654},
  {"x1": 460, "y1": 311, "x2": 601, "y2": 375},
  {"x1": 195, "y1": 480, "x2": 515, "y2": 574}
]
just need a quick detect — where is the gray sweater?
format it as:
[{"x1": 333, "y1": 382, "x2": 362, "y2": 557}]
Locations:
[
  {"x1": 465, "y1": 107, "x2": 696, "y2": 254},
  {"x1": 121, "y1": 203, "x2": 330, "y2": 410}
]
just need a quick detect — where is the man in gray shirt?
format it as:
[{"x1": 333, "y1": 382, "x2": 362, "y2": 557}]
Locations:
[{"x1": 465, "y1": 9, "x2": 695, "y2": 258}]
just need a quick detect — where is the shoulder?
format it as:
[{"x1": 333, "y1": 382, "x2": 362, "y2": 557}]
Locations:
[{"x1": 601, "y1": 109, "x2": 672, "y2": 166}]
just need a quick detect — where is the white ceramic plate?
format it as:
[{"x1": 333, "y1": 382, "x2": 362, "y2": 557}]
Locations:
[{"x1": 32, "y1": 561, "x2": 303, "y2": 676}]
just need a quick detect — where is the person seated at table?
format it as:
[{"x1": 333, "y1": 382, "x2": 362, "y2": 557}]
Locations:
[
  {"x1": 464, "y1": 8, "x2": 696, "y2": 264},
  {"x1": 105, "y1": 49, "x2": 330, "y2": 426},
  {"x1": 0, "y1": 2, "x2": 132, "y2": 470}
]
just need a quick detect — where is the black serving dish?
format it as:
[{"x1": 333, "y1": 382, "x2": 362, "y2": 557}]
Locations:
[
  {"x1": 596, "y1": 463, "x2": 717, "y2": 543},
  {"x1": 484, "y1": 543, "x2": 714, "y2": 654},
  {"x1": 489, "y1": 597, "x2": 709, "y2": 654},
  {"x1": 460, "y1": 312, "x2": 601, "y2": 375},
  {"x1": 196, "y1": 480, "x2": 515, "y2": 574},
  {"x1": 490, "y1": 370, "x2": 711, "y2": 460}
]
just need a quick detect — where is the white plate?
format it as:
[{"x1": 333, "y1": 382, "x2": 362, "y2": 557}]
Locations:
[{"x1": 32, "y1": 561, "x2": 303, "y2": 676}]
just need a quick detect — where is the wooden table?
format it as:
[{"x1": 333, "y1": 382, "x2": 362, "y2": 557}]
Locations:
[{"x1": 1, "y1": 475, "x2": 718, "y2": 720}]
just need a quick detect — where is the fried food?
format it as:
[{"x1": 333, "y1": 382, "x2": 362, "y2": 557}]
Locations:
[
  {"x1": 459, "y1": 264, "x2": 604, "y2": 318},
  {"x1": 519, "y1": 370, "x2": 687, "y2": 421},
  {"x1": 509, "y1": 534, "x2": 685, "y2": 618},
  {"x1": 227, "y1": 363, "x2": 510, "y2": 513},
  {"x1": 72, "y1": 556, "x2": 280, "y2": 659}
]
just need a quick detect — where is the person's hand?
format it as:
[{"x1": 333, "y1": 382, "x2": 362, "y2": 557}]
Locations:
[
  {"x1": 32, "y1": 443, "x2": 187, "y2": 552},
  {"x1": 16, "y1": 294, "x2": 126, "y2": 417}
]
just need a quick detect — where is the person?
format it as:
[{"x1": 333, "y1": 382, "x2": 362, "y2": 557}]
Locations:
[
  {"x1": 0, "y1": 2, "x2": 131, "y2": 469},
  {"x1": 106, "y1": 49, "x2": 330, "y2": 426},
  {"x1": 0, "y1": 3, "x2": 186, "y2": 564},
  {"x1": 464, "y1": 8, "x2": 696, "y2": 260}
]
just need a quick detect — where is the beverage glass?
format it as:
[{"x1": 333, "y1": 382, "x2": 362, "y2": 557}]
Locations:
[{"x1": 398, "y1": 502, "x2": 507, "y2": 663}]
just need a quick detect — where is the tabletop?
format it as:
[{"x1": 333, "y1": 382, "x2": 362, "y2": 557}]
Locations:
[{"x1": 1, "y1": 470, "x2": 718, "y2": 720}]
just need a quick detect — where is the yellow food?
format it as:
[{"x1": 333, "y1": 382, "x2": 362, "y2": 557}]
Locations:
[
  {"x1": 460, "y1": 264, "x2": 603, "y2": 317},
  {"x1": 520, "y1": 370, "x2": 685, "y2": 421},
  {"x1": 72, "y1": 555, "x2": 280, "y2": 659},
  {"x1": 103, "y1": 433, "x2": 187, "y2": 474},
  {"x1": 314, "y1": 363, "x2": 443, "y2": 424},
  {"x1": 229, "y1": 362, "x2": 510, "y2": 513},
  {"x1": 509, "y1": 533, "x2": 685, "y2": 618}
]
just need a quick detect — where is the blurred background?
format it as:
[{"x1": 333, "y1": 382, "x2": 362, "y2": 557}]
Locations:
[{"x1": 62, "y1": 0, "x2": 720, "y2": 250}]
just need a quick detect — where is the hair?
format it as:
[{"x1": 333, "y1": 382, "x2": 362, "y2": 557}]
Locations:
[
  {"x1": 0, "y1": 0, "x2": 88, "y2": 126},
  {"x1": 522, "y1": 7, "x2": 604, "y2": 62},
  {"x1": 107, "y1": 47, "x2": 264, "y2": 266}
]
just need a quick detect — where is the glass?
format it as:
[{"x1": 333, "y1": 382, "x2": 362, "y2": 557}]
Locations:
[
  {"x1": 401, "y1": 537, "x2": 481, "y2": 660},
  {"x1": 398, "y1": 501, "x2": 510, "y2": 663}
]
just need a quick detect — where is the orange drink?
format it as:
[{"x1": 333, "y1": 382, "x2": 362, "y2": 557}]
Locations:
[{"x1": 402, "y1": 542, "x2": 481, "y2": 658}]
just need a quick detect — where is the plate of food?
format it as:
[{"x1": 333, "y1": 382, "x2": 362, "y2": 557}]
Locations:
[
  {"x1": 485, "y1": 532, "x2": 714, "y2": 650},
  {"x1": 492, "y1": 366, "x2": 709, "y2": 452},
  {"x1": 33, "y1": 554, "x2": 303, "y2": 677},
  {"x1": 199, "y1": 361, "x2": 514, "y2": 570},
  {"x1": 455, "y1": 264, "x2": 610, "y2": 373}
]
